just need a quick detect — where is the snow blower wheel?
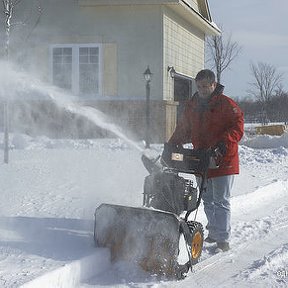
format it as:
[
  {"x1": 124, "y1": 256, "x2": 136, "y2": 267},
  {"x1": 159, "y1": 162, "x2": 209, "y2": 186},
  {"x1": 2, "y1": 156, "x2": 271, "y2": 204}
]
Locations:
[{"x1": 188, "y1": 221, "x2": 204, "y2": 265}]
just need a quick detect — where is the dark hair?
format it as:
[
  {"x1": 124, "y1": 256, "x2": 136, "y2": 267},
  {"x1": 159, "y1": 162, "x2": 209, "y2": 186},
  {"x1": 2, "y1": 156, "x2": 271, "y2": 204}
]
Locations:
[{"x1": 195, "y1": 69, "x2": 215, "y2": 83}]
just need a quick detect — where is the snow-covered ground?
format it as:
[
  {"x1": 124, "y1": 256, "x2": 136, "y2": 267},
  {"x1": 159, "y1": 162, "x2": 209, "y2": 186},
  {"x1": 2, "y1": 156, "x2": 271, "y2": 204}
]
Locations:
[{"x1": 0, "y1": 127, "x2": 288, "y2": 288}]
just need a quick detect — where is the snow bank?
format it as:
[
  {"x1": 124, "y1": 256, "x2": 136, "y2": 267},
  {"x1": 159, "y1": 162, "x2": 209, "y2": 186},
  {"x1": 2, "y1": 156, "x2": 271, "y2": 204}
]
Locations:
[
  {"x1": 232, "y1": 179, "x2": 288, "y2": 218},
  {"x1": 241, "y1": 131, "x2": 288, "y2": 149},
  {"x1": 20, "y1": 250, "x2": 110, "y2": 288}
]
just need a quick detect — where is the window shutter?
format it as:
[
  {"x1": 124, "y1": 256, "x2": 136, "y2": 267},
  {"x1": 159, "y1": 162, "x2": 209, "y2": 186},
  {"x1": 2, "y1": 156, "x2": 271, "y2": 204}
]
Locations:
[{"x1": 103, "y1": 43, "x2": 118, "y2": 96}]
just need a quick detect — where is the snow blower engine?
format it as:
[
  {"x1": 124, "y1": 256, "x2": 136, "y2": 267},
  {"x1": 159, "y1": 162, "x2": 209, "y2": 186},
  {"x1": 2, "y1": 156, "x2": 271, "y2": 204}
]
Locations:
[{"x1": 94, "y1": 143, "x2": 211, "y2": 279}]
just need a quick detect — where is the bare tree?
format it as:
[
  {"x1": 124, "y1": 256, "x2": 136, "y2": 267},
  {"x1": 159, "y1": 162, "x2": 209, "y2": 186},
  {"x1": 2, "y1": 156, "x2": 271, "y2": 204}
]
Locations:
[
  {"x1": 206, "y1": 28, "x2": 242, "y2": 83},
  {"x1": 248, "y1": 62, "x2": 283, "y2": 125},
  {"x1": 1, "y1": 0, "x2": 42, "y2": 163},
  {"x1": 274, "y1": 83, "x2": 285, "y2": 97},
  {"x1": 268, "y1": 84, "x2": 288, "y2": 124},
  {"x1": 2, "y1": 0, "x2": 16, "y2": 164},
  {"x1": 2, "y1": 0, "x2": 42, "y2": 57}
]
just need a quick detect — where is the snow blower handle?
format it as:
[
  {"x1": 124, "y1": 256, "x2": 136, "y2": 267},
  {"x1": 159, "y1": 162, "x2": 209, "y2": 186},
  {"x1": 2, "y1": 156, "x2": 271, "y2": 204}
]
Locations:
[{"x1": 161, "y1": 143, "x2": 211, "y2": 175}]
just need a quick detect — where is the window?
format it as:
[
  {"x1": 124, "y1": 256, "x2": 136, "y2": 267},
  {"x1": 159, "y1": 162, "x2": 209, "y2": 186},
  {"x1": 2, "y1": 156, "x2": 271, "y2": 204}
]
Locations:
[
  {"x1": 174, "y1": 75, "x2": 196, "y2": 121},
  {"x1": 51, "y1": 44, "x2": 102, "y2": 97},
  {"x1": 79, "y1": 47, "x2": 99, "y2": 94},
  {"x1": 52, "y1": 47, "x2": 72, "y2": 90}
]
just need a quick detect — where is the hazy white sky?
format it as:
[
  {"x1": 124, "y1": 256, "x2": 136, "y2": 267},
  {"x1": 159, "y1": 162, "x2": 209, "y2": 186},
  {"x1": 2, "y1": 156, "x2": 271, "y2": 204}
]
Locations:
[{"x1": 207, "y1": 0, "x2": 288, "y2": 100}]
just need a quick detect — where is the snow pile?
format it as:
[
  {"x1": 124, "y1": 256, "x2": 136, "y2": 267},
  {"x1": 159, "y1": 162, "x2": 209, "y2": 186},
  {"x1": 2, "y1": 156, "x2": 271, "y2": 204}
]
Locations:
[
  {"x1": 238, "y1": 243, "x2": 288, "y2": 287},
  {"x1": 241, "y1": 130, "x2": 288, "y2": 149}
]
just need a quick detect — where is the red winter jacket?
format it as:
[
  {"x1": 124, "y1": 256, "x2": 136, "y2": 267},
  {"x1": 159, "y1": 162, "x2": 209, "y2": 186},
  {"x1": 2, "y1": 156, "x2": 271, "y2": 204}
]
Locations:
[{"x1": 168, "y1": 84, "x2": 244, "y2": 178}]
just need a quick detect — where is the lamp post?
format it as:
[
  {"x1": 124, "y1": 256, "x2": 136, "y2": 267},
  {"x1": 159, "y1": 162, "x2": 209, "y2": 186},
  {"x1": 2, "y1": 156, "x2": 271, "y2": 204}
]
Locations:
[{"x1": 143, "y1": 66, "x2": 152, "y2": 148}]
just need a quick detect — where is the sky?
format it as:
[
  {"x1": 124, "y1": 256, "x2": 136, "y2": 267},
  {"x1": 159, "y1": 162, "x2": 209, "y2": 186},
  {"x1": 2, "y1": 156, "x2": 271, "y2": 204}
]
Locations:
[{"x1": 207, "y1": 0, "x2": 288, "y2": 100}]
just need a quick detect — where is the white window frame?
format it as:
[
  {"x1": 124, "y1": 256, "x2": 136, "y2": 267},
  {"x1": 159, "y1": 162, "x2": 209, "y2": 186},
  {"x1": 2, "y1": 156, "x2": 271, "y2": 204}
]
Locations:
[{"x1": 50, "y1": 43, "x2": 103, "y2": 97}]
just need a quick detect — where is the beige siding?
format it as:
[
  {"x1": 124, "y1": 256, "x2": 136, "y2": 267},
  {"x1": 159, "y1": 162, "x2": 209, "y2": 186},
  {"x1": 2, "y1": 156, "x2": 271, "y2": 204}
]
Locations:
[{"x1": 163, "y1": 8, "x2": 205, "y2": 101}]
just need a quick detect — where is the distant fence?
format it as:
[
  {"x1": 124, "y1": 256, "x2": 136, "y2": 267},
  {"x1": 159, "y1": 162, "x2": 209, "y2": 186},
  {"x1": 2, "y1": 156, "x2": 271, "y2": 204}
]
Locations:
[{"x1": 255, "y1": 124, "x2": 287, "y2": 136}]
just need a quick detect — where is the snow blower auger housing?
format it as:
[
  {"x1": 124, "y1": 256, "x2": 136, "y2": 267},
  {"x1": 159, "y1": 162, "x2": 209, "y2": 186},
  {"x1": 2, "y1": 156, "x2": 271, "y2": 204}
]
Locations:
[{"x1": 94, "y1": 143, "x2": 211, "y2": 279}]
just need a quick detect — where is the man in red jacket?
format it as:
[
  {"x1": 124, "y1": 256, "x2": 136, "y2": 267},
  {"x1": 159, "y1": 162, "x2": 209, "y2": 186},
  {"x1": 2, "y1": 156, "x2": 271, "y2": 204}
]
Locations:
[{"x1": 169, "y1": 69, "x2": 244, "y2": 252}]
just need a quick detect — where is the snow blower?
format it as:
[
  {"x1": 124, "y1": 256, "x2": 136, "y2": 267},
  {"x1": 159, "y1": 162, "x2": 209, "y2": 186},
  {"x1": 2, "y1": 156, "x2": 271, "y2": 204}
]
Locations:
[{"x1": 94, "y1": 143, "x2": 211, "y2": 279}]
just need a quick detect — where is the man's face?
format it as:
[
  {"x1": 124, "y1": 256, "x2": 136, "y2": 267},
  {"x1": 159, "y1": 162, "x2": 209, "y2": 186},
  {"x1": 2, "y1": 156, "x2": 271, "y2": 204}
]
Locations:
[{"x1": 196, "y1": 79, "x2": 217, "y2": 99}]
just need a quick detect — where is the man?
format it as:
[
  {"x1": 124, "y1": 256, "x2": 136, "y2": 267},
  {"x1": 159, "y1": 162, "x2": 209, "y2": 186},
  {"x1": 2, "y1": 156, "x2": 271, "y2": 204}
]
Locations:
[{"x1": 168, "y1": 69, "x2": 244, "y2": 252}]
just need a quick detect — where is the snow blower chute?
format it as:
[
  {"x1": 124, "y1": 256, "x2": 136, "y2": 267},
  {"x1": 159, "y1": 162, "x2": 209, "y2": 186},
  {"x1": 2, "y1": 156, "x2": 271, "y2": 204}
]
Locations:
[{"x1": 94, "y1": 143, "x2": 211, "y2": 279}]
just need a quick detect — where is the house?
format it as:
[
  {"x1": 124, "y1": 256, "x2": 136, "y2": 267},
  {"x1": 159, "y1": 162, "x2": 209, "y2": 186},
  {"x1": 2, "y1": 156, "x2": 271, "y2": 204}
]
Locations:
[{"x1": 4, "y1": 0, "x2": 220, "y2": 141}]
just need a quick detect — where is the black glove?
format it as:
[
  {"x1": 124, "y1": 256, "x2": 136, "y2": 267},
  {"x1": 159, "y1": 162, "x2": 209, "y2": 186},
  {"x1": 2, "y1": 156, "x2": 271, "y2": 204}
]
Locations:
[
  {"x1": 209, "y1": 142, "x2": 226, "y2": 169},
  {"x1": 213, "y1": 142, "x2": 226, "y2": 157}
]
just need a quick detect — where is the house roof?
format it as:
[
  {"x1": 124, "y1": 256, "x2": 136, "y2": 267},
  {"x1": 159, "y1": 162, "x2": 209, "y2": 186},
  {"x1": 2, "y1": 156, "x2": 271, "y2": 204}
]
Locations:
[
  {"x1": 79, "y1": 0, "x2": 221, "y2": 36},
  {"x1": 175, "y1": 0, "x2": 221, "y2": 35}
]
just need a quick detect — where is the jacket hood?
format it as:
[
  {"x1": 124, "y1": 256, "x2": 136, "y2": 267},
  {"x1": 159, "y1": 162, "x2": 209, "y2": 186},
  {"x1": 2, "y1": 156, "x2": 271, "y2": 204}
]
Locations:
[{"x1": 212, "y1": 83, "x2": 225, "y2": 97}]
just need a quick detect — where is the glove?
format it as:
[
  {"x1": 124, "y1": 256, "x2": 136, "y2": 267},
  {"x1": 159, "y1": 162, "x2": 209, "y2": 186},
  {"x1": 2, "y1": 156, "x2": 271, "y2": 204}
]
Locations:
[
  {"x1": 213, "y1": 142, "x2": 226, "y2": 158},
  {"x1": 209, "y1": 142, "x2": 226, "y2": 169}
]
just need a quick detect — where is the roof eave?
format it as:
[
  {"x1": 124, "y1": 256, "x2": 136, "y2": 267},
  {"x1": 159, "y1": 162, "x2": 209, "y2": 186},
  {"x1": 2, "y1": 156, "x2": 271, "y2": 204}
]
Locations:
[{"x1": 168, "y1": 1, "x2": 221, "y2": 36}]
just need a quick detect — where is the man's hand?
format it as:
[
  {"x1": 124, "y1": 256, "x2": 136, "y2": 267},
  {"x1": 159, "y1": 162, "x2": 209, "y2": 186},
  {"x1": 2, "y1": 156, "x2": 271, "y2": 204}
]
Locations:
[
  {"x1": 209, "y1": 142, "x2": 226, "y2": 169},
  {"x1": 213, "y1": 142, "x2": 226, "y2": 158}
]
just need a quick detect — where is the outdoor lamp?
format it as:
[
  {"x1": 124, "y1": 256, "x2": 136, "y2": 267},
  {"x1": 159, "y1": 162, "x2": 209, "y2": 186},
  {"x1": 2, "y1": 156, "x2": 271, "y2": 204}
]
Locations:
[
  {"x1": 167, "y1": 66, "x2": 176, "y2": 78},
  {"x1": 143, "y1": 66, "x2": 152, "y2": 148},
  {"x1": 143, "y1": 66, "x2": 152, "y2": 82}
]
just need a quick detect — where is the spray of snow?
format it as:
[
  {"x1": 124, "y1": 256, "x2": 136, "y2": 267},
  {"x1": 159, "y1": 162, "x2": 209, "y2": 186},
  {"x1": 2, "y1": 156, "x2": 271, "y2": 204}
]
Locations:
[{"x1": 0, "y1": 60, "x2": 143, "y2": 152}]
